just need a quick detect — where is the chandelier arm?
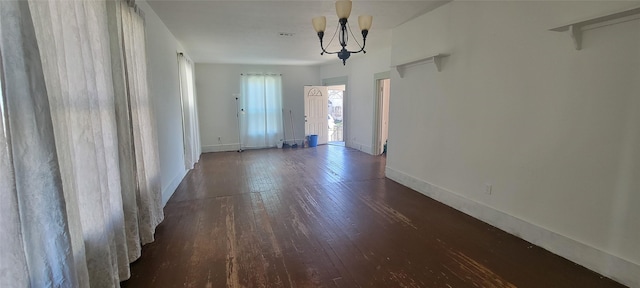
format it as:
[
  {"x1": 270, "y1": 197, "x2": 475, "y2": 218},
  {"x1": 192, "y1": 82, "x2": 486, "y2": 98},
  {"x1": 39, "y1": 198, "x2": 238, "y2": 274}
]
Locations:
[
  {"x1": 351, "y1": 37, "x2": 367, "y2": 54},
  {"x1": 319, "y1": 41, "x2": 340, "y2": 55},
  {"x1": 319, "y1": 22, "x2": 342, "y2": 55},
  {"x1": 327, "y1": 24, "x2": 339, "y2": 49},
  {"x1": 347, "y1": 24, "x2": 368, "y2": 53},
  {"x1": 346, "y1": 22, "x2": 363, "y2": 51},
  {"x1": 319, "y1": 35, "x2": 324, "y2": 55},
  {"x1": 349, "y1": 32, "x2": 367, "y2": 54},
  {"x1": 320, "y1": 24, "x2": 340, "y2": 55}
]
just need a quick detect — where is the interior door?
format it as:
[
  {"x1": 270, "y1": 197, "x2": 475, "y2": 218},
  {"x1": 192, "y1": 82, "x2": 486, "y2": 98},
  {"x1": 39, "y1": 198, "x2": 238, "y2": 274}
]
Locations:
[{"x1": 304, "y1": 86, "x2": 329, "y2": 145}]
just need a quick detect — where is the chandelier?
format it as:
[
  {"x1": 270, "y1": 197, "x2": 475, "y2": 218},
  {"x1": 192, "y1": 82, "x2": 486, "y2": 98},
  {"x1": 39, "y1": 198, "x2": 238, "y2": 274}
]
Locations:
[{"x1": 312, "y1": 0, "x2": 372, "y2": 65}]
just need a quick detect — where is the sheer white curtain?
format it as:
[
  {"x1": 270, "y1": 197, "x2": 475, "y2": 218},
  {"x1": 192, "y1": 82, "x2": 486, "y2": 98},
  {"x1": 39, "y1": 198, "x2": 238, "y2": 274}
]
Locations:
[
  {"x1": 26, "y1": 0, "x2": 127, "y2": 285},
  {"x1": 240, "y1": 74, "x2": 283, "y2": 149},
  {"x1": 119, "y1": 0, "x2": 164, "y2": 248},
  {"x1": 1, "y1": 1, "x2": 77, "y2": 286},
  {"x1": 0, "y1": 0, "x2": 163, "y2": 286},
  {"x1": 178, "y1": 53, "x2": 201, "y2": 169}
]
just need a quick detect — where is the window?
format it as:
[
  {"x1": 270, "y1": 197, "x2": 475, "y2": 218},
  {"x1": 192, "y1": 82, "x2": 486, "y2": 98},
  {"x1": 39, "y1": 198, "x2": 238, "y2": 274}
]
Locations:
[{"x1": 240, "y1": 74, "x2": 283, "y2": 148}]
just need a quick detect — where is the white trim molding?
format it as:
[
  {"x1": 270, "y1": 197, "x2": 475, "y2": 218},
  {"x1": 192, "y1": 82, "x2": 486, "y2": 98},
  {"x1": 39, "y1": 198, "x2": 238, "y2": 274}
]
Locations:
[
  {"x1": 348, "y1": 140, "x2": 374, "y2": 155},
  {"x1": 385, "y1": 166, "x2": 639, "y2": 287},
  {"x1": 162, "y1": 168, "x2": 187, "y2": 206},
  {"x1": 202, "y1": 143, "x2": 240, "y2": 153}
]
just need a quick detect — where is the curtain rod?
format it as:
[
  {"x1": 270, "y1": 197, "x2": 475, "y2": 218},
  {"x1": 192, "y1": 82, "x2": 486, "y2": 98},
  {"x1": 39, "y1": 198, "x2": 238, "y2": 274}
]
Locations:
[
  {"x1": 125, "y1": 0, "x2": 145, "y2": 19},
  {"x1": 177, "y1": 52, "x2": 192, "y2": 63}
]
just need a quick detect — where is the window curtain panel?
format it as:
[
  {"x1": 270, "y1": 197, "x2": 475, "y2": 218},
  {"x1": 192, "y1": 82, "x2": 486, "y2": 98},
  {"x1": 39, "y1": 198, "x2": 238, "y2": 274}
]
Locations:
[
  {"x1": 240, "y1": 74, "x2": 283, "y2": 149},
  {"x1": 0, "y1": 1, "x2": 77, "y2": 286},
  {"x1": 0, "y1": 0, "x2": 163, "y2": 286},
  {"x1": 118, "y1": 0, "x2": 164, "y2": 248},
  {"x1": 178, "y1": 53, "x2": 201, "y2": 169}
]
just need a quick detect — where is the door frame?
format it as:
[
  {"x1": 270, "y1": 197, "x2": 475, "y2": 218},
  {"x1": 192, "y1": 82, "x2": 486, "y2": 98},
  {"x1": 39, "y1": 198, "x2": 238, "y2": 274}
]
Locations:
[
  {"x1": 372, "y1": 71, "x2": 391, "y2": 155},
  {"x1": 322, "y1": 76, "x2": 348, "y2": 145}
]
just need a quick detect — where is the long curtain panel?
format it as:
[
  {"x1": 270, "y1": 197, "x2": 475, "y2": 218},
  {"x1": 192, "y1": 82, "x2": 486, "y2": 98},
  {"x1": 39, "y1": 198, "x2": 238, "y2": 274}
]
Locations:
[
  {"x1": 107, "y1": 0, "x2": 140, "y2": 268},
  {"x1": 0, "y1": 0, "x2": 164, "y2": 286},
  {"x1": 0, "y1": 1, "x2": 77, "y2": 286},
  {"x1": 191, "y1": 63, "x2": 201, "y2": 158},
  {"x1": 240, "y1": 74, "x2": 283, "y2": 149},
  {"x1": 29, "y1": 0, "x2": 131, "y2": 285},
  {"x1": 119, "y1": 0, "x2": 164, "y2": 247},
  {"x1": 178, "y1": 53, "x2": 201, "y2": 169}
]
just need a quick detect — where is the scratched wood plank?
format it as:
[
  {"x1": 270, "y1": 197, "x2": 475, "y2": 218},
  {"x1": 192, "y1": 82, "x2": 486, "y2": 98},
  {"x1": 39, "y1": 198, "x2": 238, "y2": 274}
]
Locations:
[
  {"x1": 260, "y1": 188, "x2": 340, "y2": 287},
  {"x1": 342, "y1": 179, "x2": 545, "y2": 287},
  {"x1": 309, "y1": 182, "x2": 469, "y2": 287},
  {"x1": 325, "y1": 180, "x2": 491, "y2": 287},
  {"x1": 122, "y1": 146, "x2": 625, "y2": 288},
  {"x1": 182, "y1": 197, "x2": 228, "y2": 288},
  {"x1": 286, "y1": 197, "x2": 377, "y2": 287}
]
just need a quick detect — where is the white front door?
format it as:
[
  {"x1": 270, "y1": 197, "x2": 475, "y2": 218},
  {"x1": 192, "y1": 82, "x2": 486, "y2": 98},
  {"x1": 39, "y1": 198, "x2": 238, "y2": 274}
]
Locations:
[{"x1": 304, "y1": 86, "x2": 329, "y2": 145}]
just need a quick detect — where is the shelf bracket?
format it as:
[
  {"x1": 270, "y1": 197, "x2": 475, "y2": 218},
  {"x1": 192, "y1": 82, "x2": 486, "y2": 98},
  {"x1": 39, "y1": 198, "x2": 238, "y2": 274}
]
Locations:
[
  {"x1": 568, "y1": 25, "x2": 582, "y2": 50},
  {"x1": 392, "y1": 54, "x2": 449, "y2": 78},
  {"x1": 433, "y1": 56, "x2": 443, "y2": 72}
]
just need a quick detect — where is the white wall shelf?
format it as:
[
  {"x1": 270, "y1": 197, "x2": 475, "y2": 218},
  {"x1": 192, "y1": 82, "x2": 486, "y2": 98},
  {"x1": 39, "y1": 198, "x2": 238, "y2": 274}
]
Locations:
[
  {"x1": 550, "y1": 5, "x2": 640, "y2": 50},
  {"x1": 392, "y1": 54, "x2": 449, "y2": 78}
]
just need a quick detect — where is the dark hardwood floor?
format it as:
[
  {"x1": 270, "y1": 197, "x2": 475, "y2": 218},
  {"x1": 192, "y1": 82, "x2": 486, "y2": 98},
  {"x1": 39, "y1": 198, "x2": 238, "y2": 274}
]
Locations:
[{"x1": 122, "y1": 145, "x2": 625, "y2": 288}]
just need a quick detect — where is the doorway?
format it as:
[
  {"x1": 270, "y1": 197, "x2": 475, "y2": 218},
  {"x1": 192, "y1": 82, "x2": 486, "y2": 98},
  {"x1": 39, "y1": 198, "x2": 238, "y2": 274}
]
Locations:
[
  {"x1": 373, "y1": 72, "x2": 391, "y2": 155},
  {"x1": 327, "y1": 85, "x2": 345, "y2": 145},
  {"x1": 322, "y1": 76, "x2": 348, "y2": 147}
]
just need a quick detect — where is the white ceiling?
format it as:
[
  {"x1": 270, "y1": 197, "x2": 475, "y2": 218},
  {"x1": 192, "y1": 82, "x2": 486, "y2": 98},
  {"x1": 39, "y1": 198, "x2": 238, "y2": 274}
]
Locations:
[{"x1": 146, "y1": 0, "x2": 449, "y2": 65}]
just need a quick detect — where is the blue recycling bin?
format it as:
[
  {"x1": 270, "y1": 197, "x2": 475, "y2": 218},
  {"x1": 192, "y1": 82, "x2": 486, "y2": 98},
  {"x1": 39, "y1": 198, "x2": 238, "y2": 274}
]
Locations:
[{"x1": 308, "y1": 135, "x2": 318, "y2": 147}]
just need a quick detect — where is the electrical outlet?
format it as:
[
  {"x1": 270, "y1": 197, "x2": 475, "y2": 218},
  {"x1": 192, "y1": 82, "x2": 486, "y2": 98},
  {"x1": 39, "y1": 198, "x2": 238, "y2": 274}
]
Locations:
[{"x1": 485, "y1": 183, "x2": 492, "y2": 195}]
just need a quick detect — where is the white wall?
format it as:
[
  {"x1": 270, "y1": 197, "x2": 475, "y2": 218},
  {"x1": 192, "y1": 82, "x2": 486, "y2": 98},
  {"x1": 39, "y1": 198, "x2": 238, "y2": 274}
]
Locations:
[
  {"x1": 386, "y1": 1, "x2": 639, "y2": 286},
  {"x1": 139, "y1": 1, "x2": 188, "y2": 205},
  {"x1": 320, "y1": 47, "x2": 391, "y2": 154},
  {"x1": 196, "y1": 64, "x2": 321, "y2": 152}
]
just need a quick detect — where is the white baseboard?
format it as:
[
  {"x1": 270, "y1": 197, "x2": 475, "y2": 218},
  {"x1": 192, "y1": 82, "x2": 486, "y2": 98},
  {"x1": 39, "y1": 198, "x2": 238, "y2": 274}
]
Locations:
[
  {"x1": 347, "y1": 140, "x2": 374, "y2": 155},
  {"x1": 161, "y1": 168, "x2": 187, "y2": 207},
  {"x1": 385, "y1": 166, "x2": 639, "y2": 287},
  {"x1": 202, "y1": 143, "x2": 240, "y2": 153}
]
